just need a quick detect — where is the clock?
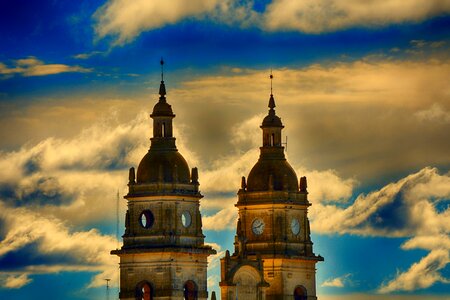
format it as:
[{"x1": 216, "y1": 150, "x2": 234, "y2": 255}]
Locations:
[
  {"x1": 139, "y1": 210, "x2": 154, "y2": 229},
  {"x1": 252, "y1": 218, "x2": 265, "y2": 235},
  {"x1": 181, "y1": 211, "x2": 192, "y2": 228},
  {"x1": 291, "y1": 218, "x2": 300, "y2": 235}
]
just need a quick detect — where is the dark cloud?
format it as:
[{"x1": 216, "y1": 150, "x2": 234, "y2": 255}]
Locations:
[{"x1": 0, "y1": 177, "x2": 74, "y2": 207}]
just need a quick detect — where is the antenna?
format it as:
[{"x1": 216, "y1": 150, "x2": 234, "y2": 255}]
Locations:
[
  {"x1": 105, "y1": 278, "x2": 111, "y2": 300},
  {"x1": 282, "y1": 136, "x2": 288, "y2": 152},
  {"x1": 116, "y1": 190, "x2": 119, "y2": 249},
  {"x1": 160, "y1": 57, "x2": 164, "y2": 81}
]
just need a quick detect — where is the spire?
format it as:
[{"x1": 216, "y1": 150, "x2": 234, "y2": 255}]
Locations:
[
  {"x1": 159, "y1": 57, "x2": 166, "y2": 99},
  {"x1": 268, "y1": 70, "x2": 276, "y2": 112}
]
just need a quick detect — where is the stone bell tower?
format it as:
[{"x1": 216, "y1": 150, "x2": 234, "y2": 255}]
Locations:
[
  {"x1": 220, "y1": 73, "x2": 323, "y2": 300},
  {"x1": 112, "y1": 60, "x2": 215, "y2": 300}
]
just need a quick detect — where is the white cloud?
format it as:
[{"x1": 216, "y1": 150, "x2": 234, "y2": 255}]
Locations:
[
  {"x1": 307, "y1": 167, "x2": 450, "y2": 293},
  {"x1": 296, "y1": 167, "x2": 356, "y2": 204},
  {"x1": 1, "y1": 274, "x2": 32, "y2": 289},
  {"x1": 264, "y1": 0, "x2": 450, "y2": 33},
  {"x1": 203, "y1": 206, "x2": 238, "y2": 231},
  {"x1": 415, "y1": 103, "x2": 450, "y2": 123},
  {"x1": 94, "y1": 0, "x2": 222, "y2": 44},
  {"x1": 0, "y1": 202, "x2": 119, "y2": 288},
  {"x1": 310, "y1": 167, "x2": 450, "y2": 237},
  {"x1": 378, "y1": 249, "x2": 449, "y2": 293},
  {"x1": 321, "y1": 273, "x2": 352, "y2": 288},
  {"x1": 93, "y1": 0, "x2": 450, "y2": 45},
  {"x1": 0, "y1": 57, "x2": 91, "y2": 78},
  {"x1": 320, "y1": 295, "x2": 450, "y2": 300}
]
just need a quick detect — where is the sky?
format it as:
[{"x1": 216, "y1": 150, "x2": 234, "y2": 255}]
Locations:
[{"x1": 0, "y1": 0, "x2": 449, "y2": 299}]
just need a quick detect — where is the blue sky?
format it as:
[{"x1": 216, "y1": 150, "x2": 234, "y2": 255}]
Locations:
[{"x1": 0, "y1": 1, "x2": 449, "y2": 299}]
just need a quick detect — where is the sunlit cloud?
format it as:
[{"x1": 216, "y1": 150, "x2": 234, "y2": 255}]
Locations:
[
  {"x1": 378, "y1": 249, "x2": 450, "y2": 293},
  {"x1": 93, "y1": 0, "x2": 450, "y2": 45},
  {"x1": 264, "y1": 0, "x2": 450, "y2": 33},
  {"x1": 94, "y1": 0, "x2": 222, "y2": 44},
  {"x1": 0, "y1": 202, "x2": 118, "y2": 288},
  {"x1": 1, "y1": 274, "x2": 32, "y2": 289},
  {"x1": 321, "y1": 273, "x2": 352, "y2": 288},
  {"x1": 0, "y1": 57, "x2": 91, "y2": 79}
]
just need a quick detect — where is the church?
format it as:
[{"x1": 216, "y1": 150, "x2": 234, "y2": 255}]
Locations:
[
  {"x1": 112, "y1": 62, "x2": 323, "y2": 300},
  {"x1": 218, "y1": 75, "x2": 323, "y2": 300}
]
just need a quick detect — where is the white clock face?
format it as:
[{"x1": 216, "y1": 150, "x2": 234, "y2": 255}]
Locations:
[
  {"x1": 252, "y1": 218, "x2": 265, "y2": 235},
  {"x1": 181, "y1": 211, "x2": 192, "y2": 228},
  {"x1": 291, "y1": 218, "x2": 300, "y2": 235}
]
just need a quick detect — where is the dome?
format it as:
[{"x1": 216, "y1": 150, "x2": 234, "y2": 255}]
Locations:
[
  {"x1": 247, "y1": 158, "x2": 298, "y2": 192},
  {"x1": 151, "y1": 101, "x2": 174, "y2": 117},
  {"x1": 262, "y1": 113, "x2": 282, "y2": 127},
  {"x1": 136, "y1": 150, "x2": 190, "y2": 184}
]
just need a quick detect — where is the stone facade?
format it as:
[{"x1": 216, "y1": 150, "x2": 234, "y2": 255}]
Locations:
[{"x1": 112, "y1": 64, "x2": 215, "y2": 300}]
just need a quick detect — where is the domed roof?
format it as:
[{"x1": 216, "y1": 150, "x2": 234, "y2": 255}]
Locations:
[
  {"x1": 151, "y1": 100, "x2": 174, "y2": 117},
  {"x1": 136, "y1": 150, "x2": 190, "y2": 184},
  {"x1": 262, "y1": 113, "x2": 282, "y2": 127},
  {"x1": 247, "y1": 158, "x2": 298, "y2": 192}
]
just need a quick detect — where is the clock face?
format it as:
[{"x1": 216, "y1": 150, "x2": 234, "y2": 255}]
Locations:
[
  {"x1": 252, "y1": 218, "x2": 265, "y2": 235},
  {"x1": 291, "y1": 218, "x2": 300, "y2": 235},
  {"x1": 139, "y1": 210, "x2": 154, "y2": 229},
  {"x1": 181, "y1": 211, "x2": 192, "y2": 228}
]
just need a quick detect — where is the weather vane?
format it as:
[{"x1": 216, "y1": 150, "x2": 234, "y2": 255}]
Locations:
[
  {"x1": 270, "y1": 68, "x2": 273, "y2": 95},
  {"x1": 160, "y1": 57, "x2": 164, "y2": 81}
]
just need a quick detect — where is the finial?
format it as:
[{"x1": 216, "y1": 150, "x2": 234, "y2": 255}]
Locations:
[
  {"x1": 270, "y1": 69, "x2": 273, "y2": 95},
  {"x1": 268, "y1": 69, "x2": 276, "y2": 110},
  {"x1": 160, "y1": 57, "x2": 164, "y2": 81},
  {"x1": 158, "y1": 58, "x2": 166, "y2": 98}
]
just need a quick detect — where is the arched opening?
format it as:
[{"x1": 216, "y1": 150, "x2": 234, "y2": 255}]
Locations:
[
  {"x1": 294, "y1": 285, "x2": 307, "y2": 300},
  {"x1": 162, "y1": 122, "x2": 166, "y2": 137},
  {"x1": 271, "y1": 133, "x2": 275, "y2": 146},
  {"x1": 233, "y1": 265, "x2": 260, "y2": 300},
  {"x1": 183, "y1": 280, "x2": 198, "y2": 300},
  {"x1": 136, "y1": 281, "x2": 153, "y2": 300}
]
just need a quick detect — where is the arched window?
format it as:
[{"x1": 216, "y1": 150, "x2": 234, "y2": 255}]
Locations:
[
  {"x1": 162, "y1": 122, "x2": 166, "y2": 137},
  {"x1": 183, "y1": 280, "x2": 198, "y2": 300},
  {"x1": 136, "y1": 281, "x2": 153, "y2": 300},
  {"x1": 294, "y1": 285, "x2": 307, "y2": 300},
  {"x1": 271, "y1": 133, "x2": 275, "y2": 146}
]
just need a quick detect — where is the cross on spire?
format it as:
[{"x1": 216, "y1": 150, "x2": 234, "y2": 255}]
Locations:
[
  {"x1": 160, "y1": 57, "x2": 164, "y2": 81},
  {"x1": 270, "y1": 69, "x2": 273, "y2": 95}
]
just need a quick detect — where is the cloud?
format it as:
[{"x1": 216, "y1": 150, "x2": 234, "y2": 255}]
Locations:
[
  {"x1": 308, "y1": 167, "x2": 450, "y2": 293},
  {"x1": 0, "y1": 57, "x2": 91, "y2": 79},
  {"x1": 320, "y1": 295, "x2": 450, "y2": 300},
  {"x1": 203, "y1": 206, "x2": 238, "y2": 231},
  {"x1": 93, "y1": 0, "x2": 450, "y2": 45},
  {"x1": 264, "y1": 0, "x2": 450, "y2": 33},
  {"x1": 72, "y1": 51, "x2": 104, "y2": 60},
  {"x1": 170, "y1": 56, "x2": 450, "y2": 183},
  {"x1": 378, "y1": 249, "x2": 449, "y2": 293},
  {"x1": 415, "y1": 103, "x2": 450, "y2": 123},
  {"x1": 0, "y1": 202, "x2": 118, "y2": 288},
  {"x1": 1, "y1": 274, "x2": 32, "y2": 289},
  {"x1": 94, "y1": 0, "x2": 222, "y2": 44},
  {"x1": 310, "y1": 167, "x2": 450, "y2": 237},
  {"x1": 321, "y1": 273, "x2": 352, "y2": 288}
]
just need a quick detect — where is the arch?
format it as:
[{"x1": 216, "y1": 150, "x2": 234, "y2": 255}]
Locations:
[
  {"x1": 183, "y1": 280, "x2": 198, "y2": 300},
  {"x1": 232, "y1": 265, "x2": 261, "y2": 300},
  {"x1": 135, "y1": 281, "x2": 153, "y2": 300},
  {"x1": 270, "y1": 133, "x2": 275, "y2": 146},
  {"x1": 162, "y1": 122, "x2": 166, "y2": 137},
  {"x1": 293, "y1": 285, "x2": 307, "y2": 300}
]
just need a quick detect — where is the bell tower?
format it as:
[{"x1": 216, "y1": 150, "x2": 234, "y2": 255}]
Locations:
[
  {"x1": 112, "y1": 60, "x2": 215, "y2": 300},
  {"x1": 220, "y1": 73, "x2": 323, "y2": 300}
]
